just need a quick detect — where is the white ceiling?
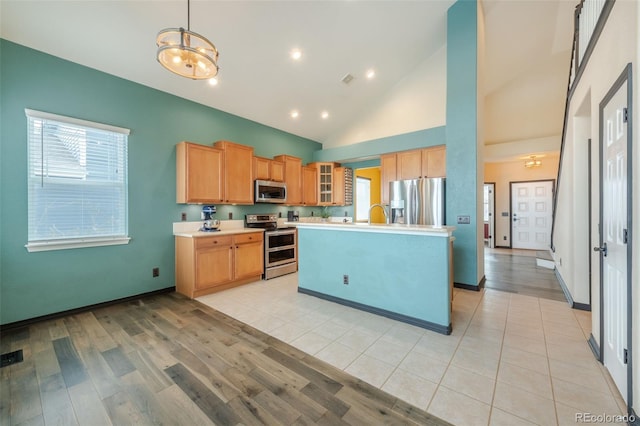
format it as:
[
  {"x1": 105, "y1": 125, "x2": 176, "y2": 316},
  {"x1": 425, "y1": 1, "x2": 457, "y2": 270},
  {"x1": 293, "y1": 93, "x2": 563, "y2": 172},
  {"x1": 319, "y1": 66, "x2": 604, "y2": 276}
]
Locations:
[{"x1": 0, "y1": 0, "x2": 574, "y2": 149}]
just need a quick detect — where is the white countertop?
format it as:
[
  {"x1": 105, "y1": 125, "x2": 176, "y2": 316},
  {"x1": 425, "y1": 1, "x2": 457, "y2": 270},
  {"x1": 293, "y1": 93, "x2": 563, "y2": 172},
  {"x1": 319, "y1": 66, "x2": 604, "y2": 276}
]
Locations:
[
  {"x1": 285, "y1": 221, "x2": 455, "y2": 237},
  {"x1": 173, "y1": 220, "x2": 264, "y2": 238},
  {"x1": 174, "y1": 228, "x2": 265, "y2": 238}
]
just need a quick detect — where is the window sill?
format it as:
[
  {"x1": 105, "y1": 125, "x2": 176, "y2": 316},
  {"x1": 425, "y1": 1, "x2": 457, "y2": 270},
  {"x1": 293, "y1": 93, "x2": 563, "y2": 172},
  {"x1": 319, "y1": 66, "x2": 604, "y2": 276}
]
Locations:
[{"x1": 25, "y1": 237, "x2": 131, "y2": 253}]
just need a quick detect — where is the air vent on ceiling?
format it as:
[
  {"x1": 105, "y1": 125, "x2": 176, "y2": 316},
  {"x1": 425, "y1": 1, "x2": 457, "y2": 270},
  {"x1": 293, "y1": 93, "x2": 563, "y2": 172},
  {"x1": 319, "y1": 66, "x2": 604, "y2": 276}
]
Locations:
[{"x1": 341, "y1": 73, "x2": 355, "y2": 85}]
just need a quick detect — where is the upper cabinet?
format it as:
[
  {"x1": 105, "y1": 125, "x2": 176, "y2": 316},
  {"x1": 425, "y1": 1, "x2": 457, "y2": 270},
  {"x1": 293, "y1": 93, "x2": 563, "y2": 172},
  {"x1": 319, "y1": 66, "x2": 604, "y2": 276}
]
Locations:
[
  {"x1": 274, "y1": 155, "x2": 302, "y2": 205},
  {"x1": 301, "y1": 166, "x2": 318, "y2": 206},
  {"x1": 254, "y1": 156, "x2": 271, "y2": 181},
  {"x1": 397, "y1": 151, "x2": 422, "y2": 180},
  {"x1": 176, "y1": 141, "x2": 223, "y2": 204},
  {"x1": 307, "y1": 162, "x2": 335, "y2": 205},
  {"x1": 254, "y1": 156, "x2": 285, "y2": 182},
  {"x1": 424, "y1": 146, "x2": 446, "y2": 178},
  {"x1": 380, "y1": 145, "x2": 446, "y2": 204},
  {"x1": 380, "y1": 153, "x2": 397, "y2": 205},
  {"x1": 214, "y1": 140, "x2": 254, "y2": 204},
  {"x1": 271, "y1": 160, "x2": 285, "y2": 182}
]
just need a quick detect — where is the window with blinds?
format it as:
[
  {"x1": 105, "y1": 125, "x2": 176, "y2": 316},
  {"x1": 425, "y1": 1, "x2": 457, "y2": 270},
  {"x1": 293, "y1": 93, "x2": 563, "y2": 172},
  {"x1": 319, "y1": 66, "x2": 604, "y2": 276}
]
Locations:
[{"x1": 25, "y1": 109, "x2": 130, "y2": 252}]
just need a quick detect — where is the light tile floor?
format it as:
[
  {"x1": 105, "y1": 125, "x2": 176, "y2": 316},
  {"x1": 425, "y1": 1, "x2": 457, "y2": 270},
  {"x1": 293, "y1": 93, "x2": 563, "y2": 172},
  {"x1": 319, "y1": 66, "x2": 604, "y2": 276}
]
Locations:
[{"x1": 197, "y1": 273, "x2": 626, "y2": 426}]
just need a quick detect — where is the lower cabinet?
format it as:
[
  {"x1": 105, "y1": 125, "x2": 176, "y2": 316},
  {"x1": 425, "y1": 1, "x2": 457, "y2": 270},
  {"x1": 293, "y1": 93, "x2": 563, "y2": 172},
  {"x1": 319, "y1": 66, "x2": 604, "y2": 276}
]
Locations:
[{"x1": 176, "y1": 232, "x2": 264, "y2": 298}]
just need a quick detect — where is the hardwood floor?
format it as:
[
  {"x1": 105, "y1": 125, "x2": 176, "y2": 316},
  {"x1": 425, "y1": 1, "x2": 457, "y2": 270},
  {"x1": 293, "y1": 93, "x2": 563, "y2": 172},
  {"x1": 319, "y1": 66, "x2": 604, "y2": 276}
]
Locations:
[
  {"x1": 484, "y1": 248, "x2": 567, "y2": 302},
  {"x1": 0, "y1": 292, "x2": 450, "y2": 425}
]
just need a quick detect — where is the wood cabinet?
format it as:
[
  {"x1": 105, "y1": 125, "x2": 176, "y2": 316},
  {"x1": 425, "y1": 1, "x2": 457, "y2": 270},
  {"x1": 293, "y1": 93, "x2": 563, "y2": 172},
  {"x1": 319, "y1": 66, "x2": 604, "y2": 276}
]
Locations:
[
  {"x1": 380, "y1": 153, "x2": 397, "y2": 204},
  {"x1": 175, "y1": 231, "x2": 264, "y2": 298},
  {"x1": 214, "y1": 140, "x2": 254, "y2": 204},
  {"x1": 307, "y1": 162, "x2": 336, "y2": 205},
  {"x1": 380, "y1": 146, "x2": 446, "y2": 203},
  {"x1": 333, "y1": 167, "x2": 346, "y2": 206},
  {"x1": 302, "y1": 166, "x2": 318, "y2": 205},
  {"x1": 254, "y1": 156, "x2": 271, "y2": 181},
  {"x1": 271, "y1": 160, "x2": 285, "y2": 182},
  {"x1": 233, "y1": 233, "x2": 264, "y2": 280},
  {"x1": 397, "y1": 150, "x2": 422, "y2": 180},
  {"x1": 176, "y1": 141, "x2": 224, "y2": 203},
  {"x1": 254, "y1": 157, "x2": 285, "y2": 182},
  {"x1": 274, "y1": 155, "x2": 302, "y2": 205},
  {"x1": 424, "y1": 146, "x2": 446, "y2": 178}
]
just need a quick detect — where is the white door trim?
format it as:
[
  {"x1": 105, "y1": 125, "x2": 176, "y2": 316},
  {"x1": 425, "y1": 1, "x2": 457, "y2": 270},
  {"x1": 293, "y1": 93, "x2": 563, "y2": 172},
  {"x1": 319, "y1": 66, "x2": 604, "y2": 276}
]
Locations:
[{"x1": 596, "y1": 63, "x2": 633, "y2": 411}]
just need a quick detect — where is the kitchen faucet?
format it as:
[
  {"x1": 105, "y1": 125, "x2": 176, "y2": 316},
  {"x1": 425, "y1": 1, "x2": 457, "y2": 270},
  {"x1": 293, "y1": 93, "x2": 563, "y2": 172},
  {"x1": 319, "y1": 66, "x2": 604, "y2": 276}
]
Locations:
[{"x1": 368, "y1": 203, "x2": 389, "y2": 224}]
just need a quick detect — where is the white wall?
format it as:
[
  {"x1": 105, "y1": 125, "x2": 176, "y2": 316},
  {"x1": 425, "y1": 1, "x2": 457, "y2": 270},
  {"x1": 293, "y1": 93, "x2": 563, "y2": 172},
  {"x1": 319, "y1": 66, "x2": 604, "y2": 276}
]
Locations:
[
  {"x1": 323, "y1": 47, "x2": 447, "y2": 149},
  {"x1": 554, "y1": 0, "x2": 638, "y2": 410}
]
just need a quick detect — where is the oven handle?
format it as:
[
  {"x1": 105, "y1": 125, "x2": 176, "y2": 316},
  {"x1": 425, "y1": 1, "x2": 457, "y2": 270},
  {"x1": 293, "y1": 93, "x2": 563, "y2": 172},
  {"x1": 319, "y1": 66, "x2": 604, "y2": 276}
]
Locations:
[
  {"x1": 267, "y1": 229, "x2": 296, "y2": 236},
  {"x1": 266, "y1": 245, "x2": 296, "y2": 253}
]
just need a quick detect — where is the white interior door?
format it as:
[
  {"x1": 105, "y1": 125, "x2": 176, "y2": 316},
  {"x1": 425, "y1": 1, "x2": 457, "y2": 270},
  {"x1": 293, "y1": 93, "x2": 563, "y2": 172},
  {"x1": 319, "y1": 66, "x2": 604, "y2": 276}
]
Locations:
[
  {"x1": 599, "y1": 80, "x2": 628, "y2": 403},
  {"x1": 511, "y1": 181, "x2": 553, "y2": 250},
  {"x1": 484, "y1": 183, "x2": 495, "y2": 248}
]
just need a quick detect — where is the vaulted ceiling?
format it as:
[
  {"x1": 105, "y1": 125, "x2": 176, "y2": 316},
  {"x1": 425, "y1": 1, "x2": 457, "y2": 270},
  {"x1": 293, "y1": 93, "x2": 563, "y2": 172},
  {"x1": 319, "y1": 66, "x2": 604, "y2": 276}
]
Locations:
[{"x1": 1, "y1": 0, "x2": 574, "y2": 155}]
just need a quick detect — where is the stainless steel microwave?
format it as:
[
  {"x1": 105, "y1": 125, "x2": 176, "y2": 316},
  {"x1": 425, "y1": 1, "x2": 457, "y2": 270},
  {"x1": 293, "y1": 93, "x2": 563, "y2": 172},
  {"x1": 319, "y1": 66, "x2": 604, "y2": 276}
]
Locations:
[{"x1": 255, "y1": 180, "x2": 287, "y2": 203}]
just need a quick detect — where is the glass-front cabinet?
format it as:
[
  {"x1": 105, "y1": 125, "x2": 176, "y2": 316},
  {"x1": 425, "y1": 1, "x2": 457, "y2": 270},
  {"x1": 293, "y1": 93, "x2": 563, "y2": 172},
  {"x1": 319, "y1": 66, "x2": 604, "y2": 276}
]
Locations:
[{"x1": 308, "y1": 162, "x2": 337, "y2": 205}]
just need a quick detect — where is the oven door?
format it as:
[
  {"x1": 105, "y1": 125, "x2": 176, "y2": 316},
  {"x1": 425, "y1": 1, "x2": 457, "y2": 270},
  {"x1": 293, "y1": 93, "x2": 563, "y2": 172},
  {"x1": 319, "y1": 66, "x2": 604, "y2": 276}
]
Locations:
[{"x1": 265, "y1": 229, "x2": 297, "y2": 267}]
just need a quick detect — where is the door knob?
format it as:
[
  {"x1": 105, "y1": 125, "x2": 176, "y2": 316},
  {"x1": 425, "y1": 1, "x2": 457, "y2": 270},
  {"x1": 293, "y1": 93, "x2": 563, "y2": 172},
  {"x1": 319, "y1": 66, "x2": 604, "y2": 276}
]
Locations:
[{"x1": 593, "y1": 242, "x2": 608, "y2": 257}]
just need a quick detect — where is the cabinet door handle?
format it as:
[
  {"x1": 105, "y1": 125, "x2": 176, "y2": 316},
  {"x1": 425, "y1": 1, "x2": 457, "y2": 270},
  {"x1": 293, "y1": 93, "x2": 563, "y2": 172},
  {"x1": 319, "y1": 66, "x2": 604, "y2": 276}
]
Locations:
[{"x1": 213, "y1": 241, "x2": 218, "y2": 244}]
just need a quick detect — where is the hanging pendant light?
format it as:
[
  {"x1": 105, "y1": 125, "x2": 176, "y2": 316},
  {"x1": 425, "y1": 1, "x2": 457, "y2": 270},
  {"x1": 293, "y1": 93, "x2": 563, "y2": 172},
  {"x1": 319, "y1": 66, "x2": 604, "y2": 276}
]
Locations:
[{"x1": 156, "y1": 0, "x2": 219, "y2": 80}]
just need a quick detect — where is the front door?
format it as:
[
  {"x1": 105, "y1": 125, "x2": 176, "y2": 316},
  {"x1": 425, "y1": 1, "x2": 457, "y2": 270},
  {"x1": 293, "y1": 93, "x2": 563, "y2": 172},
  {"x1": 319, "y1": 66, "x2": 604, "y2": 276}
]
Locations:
[
  {"x1": 598, "y1": 75, "x2": 629, "y2": 403},
  {"x1": 511, "y1": 181, "x2": 554, "y2": 250}
]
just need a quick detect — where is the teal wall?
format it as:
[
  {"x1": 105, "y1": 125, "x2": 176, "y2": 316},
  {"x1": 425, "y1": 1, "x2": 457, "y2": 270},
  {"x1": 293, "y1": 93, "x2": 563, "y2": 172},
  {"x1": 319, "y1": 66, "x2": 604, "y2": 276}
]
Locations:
[
  {"x1": 313, "y1": 127, "x2": 446, "y2": 163},
  {"x1": 0, "y1": 39, "x2": 322, "y2": 324},
  {"x1": 298, "y1": 227, "x2": 451, "y2": 330},
  {"x1": 445, "y1": 0, "x2": 480, "y2": 287}
]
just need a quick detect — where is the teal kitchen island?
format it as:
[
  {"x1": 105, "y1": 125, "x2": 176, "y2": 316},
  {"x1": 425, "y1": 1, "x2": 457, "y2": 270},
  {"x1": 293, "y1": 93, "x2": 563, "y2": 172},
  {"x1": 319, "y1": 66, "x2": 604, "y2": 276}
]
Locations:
[{"x1": 291, "y1": 222, "x2": 456, "y2": 335}]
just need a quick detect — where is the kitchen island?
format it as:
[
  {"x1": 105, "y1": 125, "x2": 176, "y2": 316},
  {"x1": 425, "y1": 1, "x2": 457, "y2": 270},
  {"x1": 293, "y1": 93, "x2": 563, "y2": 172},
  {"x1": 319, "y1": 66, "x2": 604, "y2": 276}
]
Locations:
[{"x1": 289, "y1": 221, "x2": 456, "y2": 334}]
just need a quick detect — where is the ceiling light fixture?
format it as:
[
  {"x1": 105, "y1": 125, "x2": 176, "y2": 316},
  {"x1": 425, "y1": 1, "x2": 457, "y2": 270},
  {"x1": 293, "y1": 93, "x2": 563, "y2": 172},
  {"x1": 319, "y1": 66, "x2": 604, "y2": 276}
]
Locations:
[
  {"x1": 290, "y1": 49, "x2": 303, "y2": 61},
  {"x1": 366, "y1": 69, "x2": 376, "y2": 79},
  {"x1": 524, "y1": 156, "x2": 542, "y2": 168},
  {"x1": 156, "y1": 0, "x2": 219, "y2": 80},
  {"x1": 290, "y1": 110, "x2": 300, "y2": 119},
  {"x1": 321, "y1": 111, "x2": 329, "y2": 120},
  {"x1": 208, "y1": 77, "x2": 218, "y2": 86}
]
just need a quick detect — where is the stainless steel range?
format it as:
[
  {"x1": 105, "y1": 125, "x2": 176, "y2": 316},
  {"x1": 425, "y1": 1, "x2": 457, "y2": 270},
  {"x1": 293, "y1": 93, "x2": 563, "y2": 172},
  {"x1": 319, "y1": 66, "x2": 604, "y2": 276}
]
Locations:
[{"x1": 245, "y1": 214, "x2": 297, "y2": 280}]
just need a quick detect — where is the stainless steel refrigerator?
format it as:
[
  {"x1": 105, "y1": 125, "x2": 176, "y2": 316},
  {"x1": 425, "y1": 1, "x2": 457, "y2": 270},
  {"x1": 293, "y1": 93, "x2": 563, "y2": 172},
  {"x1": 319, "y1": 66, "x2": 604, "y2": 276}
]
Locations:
[{"x1": 389, "y1": 178, "x2": 446, "y2": 226}]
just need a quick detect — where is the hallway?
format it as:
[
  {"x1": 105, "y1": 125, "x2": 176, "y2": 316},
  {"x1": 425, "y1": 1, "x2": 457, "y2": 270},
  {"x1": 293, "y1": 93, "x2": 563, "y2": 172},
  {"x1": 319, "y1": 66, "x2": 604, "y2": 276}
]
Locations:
[{"x1": 484, "y1": 248, "x2": 566, "y2": 302}]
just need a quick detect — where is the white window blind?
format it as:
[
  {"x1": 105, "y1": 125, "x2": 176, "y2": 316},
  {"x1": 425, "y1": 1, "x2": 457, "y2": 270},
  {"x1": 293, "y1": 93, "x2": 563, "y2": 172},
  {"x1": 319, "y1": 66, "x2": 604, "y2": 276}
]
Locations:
[{"x1": 25, "y1": 109, "x2": 130, "y2": 252}]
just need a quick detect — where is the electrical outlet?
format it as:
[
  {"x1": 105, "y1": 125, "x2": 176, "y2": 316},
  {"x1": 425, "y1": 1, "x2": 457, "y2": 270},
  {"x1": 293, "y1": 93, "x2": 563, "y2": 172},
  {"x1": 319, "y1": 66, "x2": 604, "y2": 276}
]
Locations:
[
  {"x1": 503, "y1": 236, "x2": 507, "y2": 241},
  {"x1": 181, "y1": 212, "x2": 187, "y2": 221},
  {"x1": 152, "y1": 267, "x2": 159, "y2": 277},
  {"x1": 343, "y1": 275, "x2": 349, "y2": 285},
  {"x1": 456, "y1": 215, "x2": 471, "y2": 224},
  {"x1": 228, "y1": 212, "x2": 233, "y2": 220}
]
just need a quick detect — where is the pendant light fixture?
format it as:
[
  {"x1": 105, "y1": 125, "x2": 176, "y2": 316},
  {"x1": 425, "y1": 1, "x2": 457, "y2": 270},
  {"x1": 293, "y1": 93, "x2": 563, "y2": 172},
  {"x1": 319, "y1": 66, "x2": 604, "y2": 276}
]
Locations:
[{"x1": 156, "y1": 0, "x2": 219, "y2": 80}]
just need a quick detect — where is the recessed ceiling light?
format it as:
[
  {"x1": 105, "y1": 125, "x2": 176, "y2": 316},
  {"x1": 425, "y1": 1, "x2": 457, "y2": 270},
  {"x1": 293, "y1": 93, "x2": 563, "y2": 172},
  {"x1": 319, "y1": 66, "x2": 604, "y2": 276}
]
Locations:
[
  {"x1": 290, "y1": 49, "x2": 303, "y2": 61},
  {"x1": 366, "y1": 69, "x2": 376, "y2": 79},
  {"x1": 290, "y1": 110, "x2": 299, "y2": 119},
  {"x1": 321, "y1": 111, "x2": 329, "y2": 120},
  {"x1": 208, "y1": 77, "x2": 218, "y2": 86}
]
